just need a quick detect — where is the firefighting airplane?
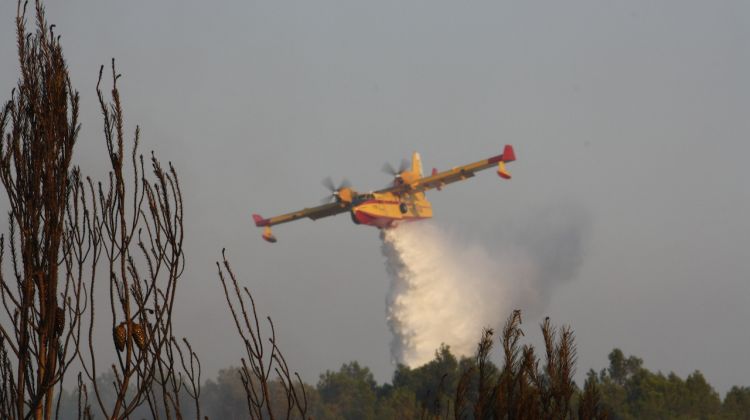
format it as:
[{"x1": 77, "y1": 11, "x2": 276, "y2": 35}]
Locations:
[{"x1": 252, "y1": 145, "x2": 516, "y2": 243}]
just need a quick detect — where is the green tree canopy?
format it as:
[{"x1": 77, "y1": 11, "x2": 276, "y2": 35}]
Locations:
[{"x1": 317, "y1": 361, "x2": 378, "y2": 420}]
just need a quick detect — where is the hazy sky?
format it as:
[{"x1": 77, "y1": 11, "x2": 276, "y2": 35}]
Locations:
[{"x1": 1, "y1": 1, "x2": 749, "y2": 393}]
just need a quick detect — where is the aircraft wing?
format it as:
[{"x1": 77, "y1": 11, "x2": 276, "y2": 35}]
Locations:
[
  {"x1": 254, "y1": 202, "x2": 349, "y2": 227},
  {"x1": 253, "y1": 201, "x2": 350, "y2": 242},
  {"x1": 376, "y1": 145, "x2": 516, "y2": 195}
]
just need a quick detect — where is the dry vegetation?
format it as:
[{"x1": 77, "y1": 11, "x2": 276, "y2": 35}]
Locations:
[
  {"x1": 0, "y1": 2, "x2": 197, "y2": 418},
  {"x1": 217, "y1": 250, "x2": 309, "y2": 419},
  {"x1": 0, "y1": 3, "x2": 326, "y2": 419}
]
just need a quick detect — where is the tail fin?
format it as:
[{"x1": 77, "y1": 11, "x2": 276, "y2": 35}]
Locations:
[{"x1": 411, "y1": 152, "x2": 423, "y2": 177}]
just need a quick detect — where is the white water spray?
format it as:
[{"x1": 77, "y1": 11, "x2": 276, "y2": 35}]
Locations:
[{"x1": 381, "y1": 208, "x2": 588, "y2": 367}]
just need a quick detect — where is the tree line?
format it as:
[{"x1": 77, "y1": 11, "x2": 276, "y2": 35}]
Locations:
[{"x1": 50, "y1": 320, "x2": 750, "y2": 419}]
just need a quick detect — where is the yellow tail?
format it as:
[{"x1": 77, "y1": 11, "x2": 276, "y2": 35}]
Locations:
[{"x1": 411, "y1": 152, "x2": 423, "y2": 178}]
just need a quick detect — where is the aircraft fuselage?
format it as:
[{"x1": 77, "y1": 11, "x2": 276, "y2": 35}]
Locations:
[{"x1": 351, "y1": 191, "x2": 433, "y2": 228}]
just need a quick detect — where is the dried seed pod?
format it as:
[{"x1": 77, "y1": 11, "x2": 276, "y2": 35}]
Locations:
[
  {"x1": 132, "y1": 323, "x2": 149, "y2": 351},
  {"x1": 55, "y1": 306, "x2": 65, "y2": 336},
  {"x1": 113, "y1": 323, "x2": 127, "y2": 352}
]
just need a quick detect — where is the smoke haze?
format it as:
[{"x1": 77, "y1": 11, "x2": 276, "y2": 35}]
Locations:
[{"x1": 381, "y1": 205, "x2": 590, "y2": 367}]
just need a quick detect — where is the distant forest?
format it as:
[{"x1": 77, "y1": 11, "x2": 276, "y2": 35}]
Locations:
[{"x1": 51, "y1": 320, "x2": 750, "y2": 419}]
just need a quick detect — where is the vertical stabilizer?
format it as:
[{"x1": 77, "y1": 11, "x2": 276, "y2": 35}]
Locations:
[{"x1": 411, "y1": 152, "x2": 423, "y2": 177}]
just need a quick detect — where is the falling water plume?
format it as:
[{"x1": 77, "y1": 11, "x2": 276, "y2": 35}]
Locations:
[{"x1": 381, "y1": 207, "x2": 588, "y2": 367}]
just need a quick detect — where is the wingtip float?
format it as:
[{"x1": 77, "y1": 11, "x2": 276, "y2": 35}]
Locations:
[{"x1": 253, "y1": 145, "x2": 516, "y2": 243}]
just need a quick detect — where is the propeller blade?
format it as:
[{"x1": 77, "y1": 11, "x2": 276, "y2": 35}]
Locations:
[
  {"x1": 322, "y1": 177, "x2": 351, "y2": 203},
  {"x1": 382, "y1": 162, "x2": 397, "y2": 176},
  {"x1": 322, "y1": 176, "x2": 336, "y2": 192},
  {"x1": 382, "y1": 158, "x2": 409, "y2": 176}
]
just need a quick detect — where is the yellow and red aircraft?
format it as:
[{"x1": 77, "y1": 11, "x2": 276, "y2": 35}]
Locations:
[{"x1": 253, "y1": 145, "x2": 516, "y2": 242}]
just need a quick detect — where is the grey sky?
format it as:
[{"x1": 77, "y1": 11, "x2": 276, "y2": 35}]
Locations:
[{"x1": 1, "y1": 0, "x2": 749, "y2": 393}]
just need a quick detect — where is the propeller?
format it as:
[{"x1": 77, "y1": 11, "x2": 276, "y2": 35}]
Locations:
[
  {"x1": 322, "y1": 176, "x2": 336, "y2": 193},
  {"x1": 321, "y1": 177, "x2": 352, "y2": 203},
  {"x1": 381, "y1": 158, "x2": 410, "y2": 177}
]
